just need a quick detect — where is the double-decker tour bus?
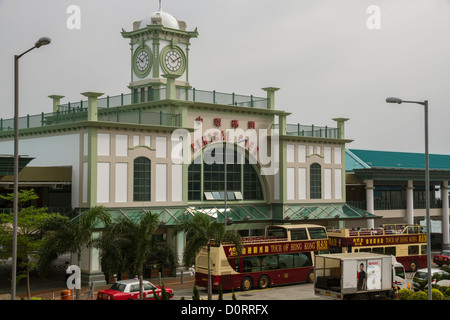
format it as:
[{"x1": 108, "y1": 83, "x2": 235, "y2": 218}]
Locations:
[
  {"x1": 195, "y1": 224, "x2": 329, "y2": 291},
  {"x1": 327, "y1": 224, "x2": 427, "y2": 272}
]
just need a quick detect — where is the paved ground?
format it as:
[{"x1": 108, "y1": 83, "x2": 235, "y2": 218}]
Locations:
[
  {"x1": 0, "y1": 252, "x2": 438, "y2": 300},
  {"x1": 0, "y1": 253, "x2": 199, "y2": 300}
]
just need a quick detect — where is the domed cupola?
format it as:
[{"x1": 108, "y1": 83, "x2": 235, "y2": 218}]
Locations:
[{"x1": 138, "y1": 10, "x2": 183, "y2": 30}]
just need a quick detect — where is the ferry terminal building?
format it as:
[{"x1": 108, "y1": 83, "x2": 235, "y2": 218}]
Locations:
[{"x1": 1, "y1": 8, "x2": 447, "y2": 284}]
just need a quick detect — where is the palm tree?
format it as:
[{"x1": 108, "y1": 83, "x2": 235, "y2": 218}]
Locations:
[
  {"x1": 38, "y1": 206, "x2": 111, "y2": 299},
  {"x1": 176, "y1": 212, "x2": 242, "y2": 300},
  {"x1": 97, "y1": 211, "x2": 159, "y2": 300}
]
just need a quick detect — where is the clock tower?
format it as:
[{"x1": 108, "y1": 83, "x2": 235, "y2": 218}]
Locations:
[{"x1": 122, "y1": 5, "x2": 198, "y2": 99}]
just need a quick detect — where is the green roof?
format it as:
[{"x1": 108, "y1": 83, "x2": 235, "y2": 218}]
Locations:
[
  {"x1": 0, "y1": 155, "x2": 34, "y2": 176},
  {"x1": 92, "y1": 203, "x2": 375, "y2": 227},
  {"x1": 346, "y1": 149, "x2": 450, "y2": 171},
  {"x1": 282, "y1": 203, "x2": 378, "y2": 221}
]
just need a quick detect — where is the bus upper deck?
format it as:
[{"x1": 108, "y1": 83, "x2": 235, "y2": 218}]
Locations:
[{"x1": 327, "y1": 224, "x2": 427, "y2": 238}]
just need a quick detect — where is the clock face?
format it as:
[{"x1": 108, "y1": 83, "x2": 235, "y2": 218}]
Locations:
[
  {"x1": 133, "y1": 46, "x2": 152, "y2": 78},
  {"x1": 136, "y1": 50, "x2": 149, "y2": 72},
  {"x1": 164, "y1": 50, "x2": 182, "y2": 72}
]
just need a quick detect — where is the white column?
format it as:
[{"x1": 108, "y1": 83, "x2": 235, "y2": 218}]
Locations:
[
  {"x1": 406, "y1": 180, "x2": 414, "y2": 225},
  {"x1": 176, "y1": 230, "x2": 186, "y2": 266},
  {"x1": 365, "y1": 180, "x2": 375, "y2": 229},
  {"x1": 441, "y1": 181, "x2": 449, "y2": 249}
]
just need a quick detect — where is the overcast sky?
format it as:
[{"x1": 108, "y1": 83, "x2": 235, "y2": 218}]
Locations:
[{"x1": 1, "y1": 0, "x2": 449, "y2": 155}]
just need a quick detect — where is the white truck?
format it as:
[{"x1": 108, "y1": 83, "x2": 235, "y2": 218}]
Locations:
[{"x1": 314, "y1": 252, "x2": 406, "y2": 300}]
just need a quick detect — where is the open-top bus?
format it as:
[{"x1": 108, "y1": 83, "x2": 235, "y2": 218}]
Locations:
[
  {"x1": 195, "y1": 224, "x2": 329, "y2": 291},
  {"x1": 327, "y1": 224, "x2": 427, "y2": 272}
]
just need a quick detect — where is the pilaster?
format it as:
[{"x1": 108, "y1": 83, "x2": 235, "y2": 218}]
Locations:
[
  {"x1": 406, "y1": 180, "x2": 414, "y2": 225},
  {"x1": 81, "y1": 92, "x2": 103, "y2": 208},
  {"x1": 365, "y1": 179, "x2": 375, "y2": 229},
  {"x1": 262, "y1": 87, "x2": 280, "y2": 110},
  {"x1": 48, "y1": 95, "x2": 65, "y2": 112},
  {"x1": 442, "y1": 181, "x2": 450, "y2": 249},
  {"x1": 278, "y1": 114, "x2": 287, "y2": 203}
]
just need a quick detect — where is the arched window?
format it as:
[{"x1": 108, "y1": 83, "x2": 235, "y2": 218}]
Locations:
[
  {"x1": 188, "y1": 146, "x2": 263, "y2": 201},
  {"x1": 133, "y1": 157, "x2": 151, "y2": 201},
  {"x1": 310, "y1": 163, "x2": 322, "y2": 199}
]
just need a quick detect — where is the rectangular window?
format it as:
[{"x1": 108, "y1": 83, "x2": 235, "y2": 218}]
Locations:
[
  {"x1": 408, "y1": 245, "x2": 419, "y2": 255},
  {"x1": 385, "y1": 247, "x2": 396, "y2": 256},
  {"x1": 133, "y1": 157, "x2": 151, "y2": 201},
  {"x1": 310, "y1": 164, "x2": 322, "y2": 199},
  {"x1": 291, "y1": 229, "x2": 308, "y2": 241},
  {"x1": 308, "y1": 227, "x2": 327, "y2": 239}
]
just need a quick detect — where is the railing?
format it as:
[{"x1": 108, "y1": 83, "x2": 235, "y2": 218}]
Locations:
[
  {"x1": 0, "y1": 88, "x2": 268, "y2": 132},
  {"x1": 327, "y1": 224, "x2": 428, "y2": 237},
  {"x1": 0, "y1": 107, "x2": 181, "y2": 131},
  {"x1": 347, "y1": 199, "x2": 444, "y2": 211},
  {"x1": 273, "y1": 123, "x2": 339, "y2": 138}
]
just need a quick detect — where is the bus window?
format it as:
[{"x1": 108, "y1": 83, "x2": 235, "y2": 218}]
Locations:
[
  {"x1": 266, "y1": 227, "x2": 287, "y2": 238},
  {"x1": 408, "y1": 245, "x2": 419, "y2": 255},
  {"x1": 260, "y1": 255, "x2": 278, "y2": 271},
  {"x1": 372, "y1": 247, "x2": 384, "y2": 254},
  {"x1": 243, "y1": 257, "x2": 259, "y2": 272},
  {"x1": 293, "y1": 252, "x2": 312, "y2": 268},
  {"x1": 385, "y1": 246, "x2": 396, "y2": 256},
  {"x1": 421, "y1": 245, "x2": 427, "y2": 255},
  {"x1": 308, "y1": 227, "x2": 327, "y2": 239},
  {"x1": 291, "y1": 229, "x2": 308, "y2": 240},
  {"x1": 279, "y1": 254, "x2": 294, "y2": 269}
]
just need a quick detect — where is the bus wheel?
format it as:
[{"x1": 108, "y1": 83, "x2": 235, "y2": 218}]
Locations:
[
  {"x1": 258, "y1": 275, "x2": 270, "y2": 289},
  {"x1": 241, "y1": 277, "x2": 253, "y2": 291},
  {"x1": 307, "y1": 270, "x2": 314, "y2": 283},
  {"x1": 410, "y1": 261, "x2": 418, "y2": 272}
]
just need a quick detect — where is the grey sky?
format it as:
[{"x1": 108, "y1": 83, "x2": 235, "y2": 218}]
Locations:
[{"x1": 1, "y1": 0, "x2": 449, "y2": 154}]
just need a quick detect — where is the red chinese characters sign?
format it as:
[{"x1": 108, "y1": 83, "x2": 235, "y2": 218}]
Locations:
[{"x1": 224, "y1": 239, "x2": 329, "y2": 258}]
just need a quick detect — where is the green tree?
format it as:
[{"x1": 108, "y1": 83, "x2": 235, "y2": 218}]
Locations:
[
  {"x1": 38, "y1": 205, "x2": 111, "y2": 299},
  {"x1": 176, "y1": 213, "x2": 242, "y2": 300},
  {"x1": 96, "y1": 211, "x2": 159, "y2": 300},
  {"x1": 0, "y1": 189, "x2": 61, "y2": 299},
  {"x1": 192, "y1": 284, "x2": 200, "y2": 300}
]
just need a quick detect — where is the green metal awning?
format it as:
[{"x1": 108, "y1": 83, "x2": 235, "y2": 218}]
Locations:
[
  {"x1": 281, "y1": 203, "x2": 379, "y2": 222},
  {"x1": 97, "y1": 203, "x2": 376, "y2": 228},
  {"x1": 0, "y1": 155, "x2": 34, "y2": 175},
  {"x1": 106, "y1": 205, "x2": 272, "y2": 226}
]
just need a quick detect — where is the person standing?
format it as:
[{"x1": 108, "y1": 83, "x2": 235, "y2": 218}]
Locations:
[
  {"x1": 64, "y1": 261, "x2": 71, "y2": 287},
  {"x1": 357, "y1": 263, "x2": 366, "y2": 291}
]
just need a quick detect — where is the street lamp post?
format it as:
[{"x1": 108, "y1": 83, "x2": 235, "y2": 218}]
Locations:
[
  {"x1": 12, "y1": 37, "x2": 51, "y2": 300},
  {"x1": 386, "y1": 97, "x2": 432, "y2": 300}
]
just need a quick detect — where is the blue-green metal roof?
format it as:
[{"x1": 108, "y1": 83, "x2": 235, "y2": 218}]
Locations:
[
  {"x1": 346, "y1": 149, "x2": 450, "y2": 172},
  {"x1": 100, "y1": 203, "x2": 374, "y2": 227},
  {"x1": 0, "y1": 155, "x2": 34, "y2": 175}
]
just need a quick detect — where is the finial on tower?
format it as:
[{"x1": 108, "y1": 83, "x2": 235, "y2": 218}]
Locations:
[{"x1": 159, "y1": 0, "x2": 162, "y2": 11}]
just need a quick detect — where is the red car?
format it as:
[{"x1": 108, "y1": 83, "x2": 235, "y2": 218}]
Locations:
[
  {"x1": 97, "y1": 279, "x2": 174, "y2": 300},
  {"x1": 433, "y1": 250, "x2": 450, "y2": 266}
]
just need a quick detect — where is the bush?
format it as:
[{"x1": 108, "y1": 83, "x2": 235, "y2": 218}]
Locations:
[
  {"x1": 398, "y1": 289, "x2": 412, "y2": 300},
  {"x1": 218, "y1": 285, "x2": 223, "y2": 300},
  {"x1": 192, "y1": 285, "x2": 200, "y2": 300},
  {"x1": 445, "y1": 287, "x2": 450, "y2": 297},
  {"x1": 407, "y1": 291, "x2": 428, "y2": 300},
  {"x1": 432, "y1": 288, "x2": 444, "y2": 300}
]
